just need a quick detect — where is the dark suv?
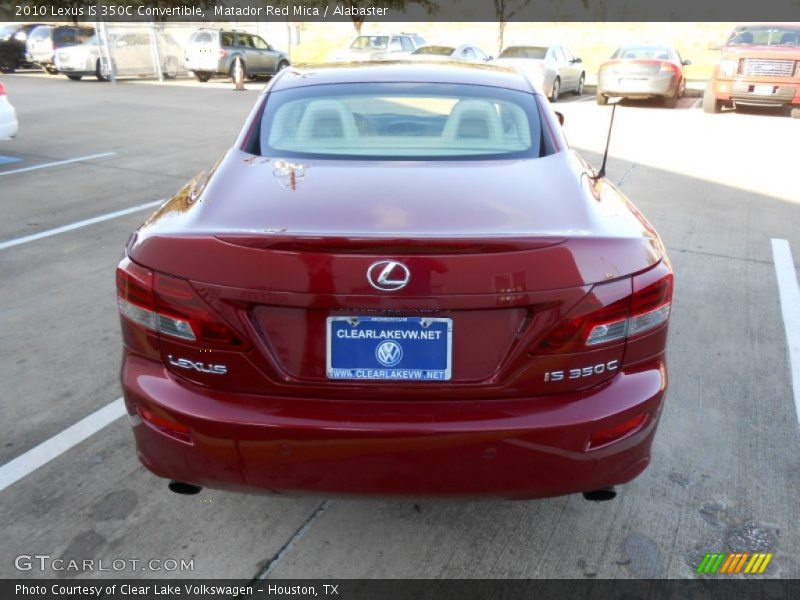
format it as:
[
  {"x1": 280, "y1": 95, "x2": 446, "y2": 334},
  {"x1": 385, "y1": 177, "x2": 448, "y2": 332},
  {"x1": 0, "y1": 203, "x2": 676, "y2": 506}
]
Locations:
[
  {"x1": 185, "y1": 29, "x2": 290, "y2": 82},
  {"x1": 0, "y1": 23, "x2": 45, "y2": 73}
]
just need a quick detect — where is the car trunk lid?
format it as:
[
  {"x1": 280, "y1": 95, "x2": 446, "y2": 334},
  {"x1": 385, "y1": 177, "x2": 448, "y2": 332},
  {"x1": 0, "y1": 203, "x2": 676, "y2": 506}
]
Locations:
[{"x1": 128, "y1": 150, "x2": 662, "y2": 397}]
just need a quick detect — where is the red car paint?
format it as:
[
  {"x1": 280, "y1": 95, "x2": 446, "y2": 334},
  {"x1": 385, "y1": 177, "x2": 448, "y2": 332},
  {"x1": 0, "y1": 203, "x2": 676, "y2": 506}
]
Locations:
[
  {"x1": 704, "y1": 24, "x2": 800, "y2": 112},
  {"x1": 118, "y1": 63, "x2": 672, "y2": 498}
]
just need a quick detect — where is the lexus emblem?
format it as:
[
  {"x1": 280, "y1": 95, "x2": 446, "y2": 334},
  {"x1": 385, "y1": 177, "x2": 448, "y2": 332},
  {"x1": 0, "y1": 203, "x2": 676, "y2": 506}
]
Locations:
[{"x1": 367, "y1": 260, "x2": 410, "y2": 291}]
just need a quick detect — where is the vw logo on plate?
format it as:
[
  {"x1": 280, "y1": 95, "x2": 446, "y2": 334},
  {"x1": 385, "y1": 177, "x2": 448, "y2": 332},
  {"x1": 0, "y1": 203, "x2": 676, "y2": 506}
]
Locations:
[
  {"x1": 375, "y1": 340, "x2": 403, "y2": 367},
  {"x1": 367, "y1": 260, "x2": 410, "y2": 291}
]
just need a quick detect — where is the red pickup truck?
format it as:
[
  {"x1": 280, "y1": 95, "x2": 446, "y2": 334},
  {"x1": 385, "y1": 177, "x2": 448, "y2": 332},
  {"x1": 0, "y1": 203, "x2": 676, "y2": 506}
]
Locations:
[{"x1": 704, "y1": 24, "x2": 800, "y2": 117}]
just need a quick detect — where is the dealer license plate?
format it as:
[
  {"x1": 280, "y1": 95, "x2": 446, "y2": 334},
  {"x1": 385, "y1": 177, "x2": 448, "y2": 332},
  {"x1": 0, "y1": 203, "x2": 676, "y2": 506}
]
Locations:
[{"x1": 326, "y1": 316, "x2": 452, "y2": 381}]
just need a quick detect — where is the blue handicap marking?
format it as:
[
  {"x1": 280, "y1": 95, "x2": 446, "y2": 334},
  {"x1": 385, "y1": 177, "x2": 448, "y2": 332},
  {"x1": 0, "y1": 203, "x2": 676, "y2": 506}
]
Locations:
[{"x1": 0, "y1": 155, "x2": 22, "y2": 166}]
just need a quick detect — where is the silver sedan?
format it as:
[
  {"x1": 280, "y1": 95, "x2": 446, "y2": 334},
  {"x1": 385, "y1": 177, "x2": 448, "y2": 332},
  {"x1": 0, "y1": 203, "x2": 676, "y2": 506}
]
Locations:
[
  {"x1": 408, "y1": 44, "x2": 491, "y2": 62},
  {"x1": 491, "y1": 44, "x2": 586, "y2": 102},
  {"x1": 597, "y1": 45, "x2": 690, "y2": 108}
]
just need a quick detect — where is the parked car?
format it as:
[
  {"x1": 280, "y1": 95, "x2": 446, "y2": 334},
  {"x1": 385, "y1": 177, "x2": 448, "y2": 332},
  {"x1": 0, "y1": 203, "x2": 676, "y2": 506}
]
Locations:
[
  {"x1": 0, "y1": 80, "x2": 18, "y2": 140},
  {"x1": 327, "y1": 33, "x2": 426, "y2": 62},
  {"x1": 185, "y1": 29, "x2": 290, "y2": 83},
  {"x1": 26, "y1": 25, "x2": 95, "y2": 75},
  {"x1": 409, "y1": 44, "x2": 491, "y2": 62},
  {"x1": 55, "y1": 32, "x2": 183, "y2": 82},
  {"x1": 0, "y1": 23, "x2": 45, "y2": 73},
  {"x1": 491, "y1": 45, "x2": 585, "y2": 102},
  {"x1": 703, "y1": 24, "x2": 800, "y2": 116},
  {"x1": 117, "y1": 63, "x2": 673, "y2": 500},
  {"x1": 597, "y1": 45, "x2": 690, "y2": 108}
]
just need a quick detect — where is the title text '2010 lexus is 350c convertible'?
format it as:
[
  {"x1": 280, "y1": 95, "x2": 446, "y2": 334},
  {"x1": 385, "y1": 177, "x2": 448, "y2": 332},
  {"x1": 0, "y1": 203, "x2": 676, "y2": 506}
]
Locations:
[{"x1": 117, "y1": 63, "x2": 672, "y2": 500}]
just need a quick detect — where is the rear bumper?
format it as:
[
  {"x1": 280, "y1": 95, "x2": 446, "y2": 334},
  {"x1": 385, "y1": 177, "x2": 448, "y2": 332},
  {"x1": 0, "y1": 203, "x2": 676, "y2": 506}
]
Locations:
[
  {"x1": 598, "y1": 72, "x2": 677, "y2": 98},
  {"x1": 55, "y1": 55, "x2": 94, "y2": 75},
  {"x1": 122, "y1": 351, "x2": 668, "y2": 499},
  {"x1": 28, "y1": 52, "x2": 54, "y2": 65},
  {"x1": 713, "y1": 78, "x2": 800, "y2": 106},
  {"x1": 185, "y1": 59, "x2": 226, "y2": 74}
]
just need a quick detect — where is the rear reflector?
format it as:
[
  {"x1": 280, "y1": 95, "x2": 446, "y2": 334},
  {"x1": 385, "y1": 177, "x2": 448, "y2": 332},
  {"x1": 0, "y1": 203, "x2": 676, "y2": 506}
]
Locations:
[
  {"x1": 589, "y1": 413, "x2": 648, "y2": 448},
  {"x1": 137, "y1": 406, "x2": 191, "y2": 442}
]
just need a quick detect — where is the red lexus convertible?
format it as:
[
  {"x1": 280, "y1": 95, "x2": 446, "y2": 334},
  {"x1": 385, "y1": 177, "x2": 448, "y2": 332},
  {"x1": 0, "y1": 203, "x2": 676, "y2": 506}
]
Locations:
[{"x1": 117, "y1": 63, "x2": 672, "y2": 500}]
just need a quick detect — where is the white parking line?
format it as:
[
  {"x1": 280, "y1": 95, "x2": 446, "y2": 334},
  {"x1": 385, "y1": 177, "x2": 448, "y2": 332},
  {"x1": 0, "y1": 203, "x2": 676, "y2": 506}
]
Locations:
[
  {"x1": 0, "y1": 398, "x2": 126, "y2": 493},
  {"x1": 771, "y1": 239, "x2": 800, "y2": 426},
  {"x1": 0, "y1": 152, "x2": 117, "y2": 176},
  {"x1": 0, "y1": 199, "x2": 163, "y2": 251}
]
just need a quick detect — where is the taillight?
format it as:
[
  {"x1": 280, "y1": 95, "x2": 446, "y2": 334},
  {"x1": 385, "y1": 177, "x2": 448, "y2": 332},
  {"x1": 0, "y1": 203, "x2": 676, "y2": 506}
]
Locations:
[
  {"x1": 659, "y1": 61, "x2": 678, "y2": 73},
  {"x1": 153, "y1": 273, "x2": 245, "y2": 349},
  {"x1": 629, "y1": 265, "x2": 673, "y2": 337},
  {"x1": 220, "y1": 48, "x2": 227, "y2": 58},
  {"x1": 535, "y1": 278, "x2": 631, "y2": 354},
  {"x1": 598, "y1": 60, "x2": 616, "y2": 72},
  {"x1": 535, "y1": 262, "x2": 673, "y2": 353},
  {"x1": 116, "y1": 257, "x2": 245, "y2": 351},
  {"x1": 116, "y1": 258, "x2": 156, "y2": 331}
]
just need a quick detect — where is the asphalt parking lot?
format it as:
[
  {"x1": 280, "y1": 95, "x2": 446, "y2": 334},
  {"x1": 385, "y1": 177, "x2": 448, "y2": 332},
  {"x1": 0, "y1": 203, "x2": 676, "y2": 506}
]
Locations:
[{"x1": 0, "y1": 73, "x2": 798, "y2": 580}]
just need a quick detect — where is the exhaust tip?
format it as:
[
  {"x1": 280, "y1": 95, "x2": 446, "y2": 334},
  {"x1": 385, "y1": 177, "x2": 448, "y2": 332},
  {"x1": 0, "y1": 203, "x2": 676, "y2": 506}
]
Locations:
[
  {"x1": 582, "y1": 487, "x2": 617, "y2": 502},
  {"x1": 168, "y1": 480, "x2": 202, "y2": 495}
]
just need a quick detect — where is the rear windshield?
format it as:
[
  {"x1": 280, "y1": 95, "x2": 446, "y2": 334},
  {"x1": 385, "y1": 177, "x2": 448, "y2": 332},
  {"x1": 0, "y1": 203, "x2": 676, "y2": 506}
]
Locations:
[
  {"x1": 190, "y1": 31, "x2": 216, "y2": 45},
  {"x1": 413, "y1": 46, "x2": 456, "y2": 56},
  {"x1": 29, "y1": 27, "x2": 52, "y2": 41},
  {"x1": 499, "y1": 46, "x2": 548, "y2": 59},
  {"x1": 614, "y1": 46, "x2": 672, "y2": 60},
  {"x1": 728, "y1": 26, "x2": 800, "y2": 46},
  {"x1": 252, "y1": 82, "x2": 546, "y2": 160},
  {"x1": 350, "y1": 36, "x2": 388, "y2": 50}
]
